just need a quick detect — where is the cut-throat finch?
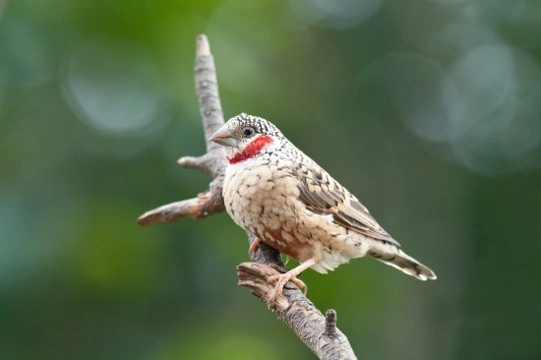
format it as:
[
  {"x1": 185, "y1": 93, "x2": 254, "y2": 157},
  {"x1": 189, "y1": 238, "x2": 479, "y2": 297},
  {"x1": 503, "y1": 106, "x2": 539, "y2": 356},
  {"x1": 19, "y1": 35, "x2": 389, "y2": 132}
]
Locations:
[{"x1": 210, "y1": 113, "x2": 436, "y2": 301}]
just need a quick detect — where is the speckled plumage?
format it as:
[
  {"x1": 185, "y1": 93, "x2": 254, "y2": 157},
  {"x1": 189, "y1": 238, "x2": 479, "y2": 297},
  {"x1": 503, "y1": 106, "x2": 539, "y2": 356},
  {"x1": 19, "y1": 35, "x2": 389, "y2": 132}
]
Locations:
[{"x1": 210, "y1": 113, "x2": 436, "y2": 299}]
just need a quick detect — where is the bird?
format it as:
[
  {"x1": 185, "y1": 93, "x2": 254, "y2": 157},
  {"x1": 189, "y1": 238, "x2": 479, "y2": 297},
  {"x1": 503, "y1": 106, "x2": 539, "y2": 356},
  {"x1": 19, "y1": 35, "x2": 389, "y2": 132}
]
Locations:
[{"x1": 209, "y1": 113, "x2": 436, "y2": 301}]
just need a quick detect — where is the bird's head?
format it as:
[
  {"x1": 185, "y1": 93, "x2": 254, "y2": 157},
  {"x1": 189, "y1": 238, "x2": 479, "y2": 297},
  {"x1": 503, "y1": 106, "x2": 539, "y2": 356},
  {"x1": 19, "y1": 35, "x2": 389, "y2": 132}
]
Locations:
[{"x1": 209, "y1": 113, "x2": 284, "y2": 164}]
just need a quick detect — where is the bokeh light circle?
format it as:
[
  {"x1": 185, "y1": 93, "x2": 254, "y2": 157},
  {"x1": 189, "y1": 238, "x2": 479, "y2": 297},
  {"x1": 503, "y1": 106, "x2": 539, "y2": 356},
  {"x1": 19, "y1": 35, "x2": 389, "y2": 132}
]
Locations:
[
  {"x1": 288, "y1": 0, "x2": 383, "y2": 30},
  {"x1": 62, "y1": 37, "x2": 163, "y2": 134}
]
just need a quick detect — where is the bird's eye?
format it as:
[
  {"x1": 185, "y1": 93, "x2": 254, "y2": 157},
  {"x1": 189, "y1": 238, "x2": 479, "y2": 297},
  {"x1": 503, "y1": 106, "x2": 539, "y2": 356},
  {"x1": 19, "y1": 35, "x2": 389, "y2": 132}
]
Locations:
[{"x1": 242, "y1": 127, "x2": 255, "y2": 137}]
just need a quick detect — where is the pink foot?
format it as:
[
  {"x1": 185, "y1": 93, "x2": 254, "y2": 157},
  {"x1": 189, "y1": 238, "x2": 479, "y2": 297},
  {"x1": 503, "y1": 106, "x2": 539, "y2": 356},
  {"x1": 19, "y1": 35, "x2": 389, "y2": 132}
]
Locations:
[{"x1": 268, "y1": 272, "x2": 307, "y2": 301}]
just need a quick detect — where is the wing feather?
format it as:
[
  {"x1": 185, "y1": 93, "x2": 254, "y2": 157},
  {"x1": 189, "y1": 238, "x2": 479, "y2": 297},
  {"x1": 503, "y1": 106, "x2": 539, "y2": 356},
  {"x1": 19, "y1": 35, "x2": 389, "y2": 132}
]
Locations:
[{"x1": 294, "y1": 159, "x2": 401, "y2": 247}]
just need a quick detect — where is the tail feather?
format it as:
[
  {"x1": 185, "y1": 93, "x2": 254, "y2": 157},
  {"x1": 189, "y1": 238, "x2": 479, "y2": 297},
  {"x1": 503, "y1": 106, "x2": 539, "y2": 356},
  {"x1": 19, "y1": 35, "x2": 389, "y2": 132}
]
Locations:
[{"x1": 370, "y1": 247, "x2": 437, "y2": 281}]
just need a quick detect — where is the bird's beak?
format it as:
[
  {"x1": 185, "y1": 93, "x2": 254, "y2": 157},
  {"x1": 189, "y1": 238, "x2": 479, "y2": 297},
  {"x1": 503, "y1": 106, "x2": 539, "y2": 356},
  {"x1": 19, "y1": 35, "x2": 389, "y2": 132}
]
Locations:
[{"x1": 209, "y1": 126, "x2": 238, "y2": 147}]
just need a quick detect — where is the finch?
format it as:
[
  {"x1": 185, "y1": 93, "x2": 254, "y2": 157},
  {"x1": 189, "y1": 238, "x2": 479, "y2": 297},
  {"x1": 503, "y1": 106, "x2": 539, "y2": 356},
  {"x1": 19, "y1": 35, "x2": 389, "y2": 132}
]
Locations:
[{"x1": 210, "y1": 113, "x2": 436, "y2": 300}]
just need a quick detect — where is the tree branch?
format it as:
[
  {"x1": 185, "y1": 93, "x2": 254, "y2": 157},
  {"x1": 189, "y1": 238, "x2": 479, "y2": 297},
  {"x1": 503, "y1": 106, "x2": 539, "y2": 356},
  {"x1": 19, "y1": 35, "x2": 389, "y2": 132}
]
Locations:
[{"x1": 137, "y1": 34, "x2": 357, "y2": 360}]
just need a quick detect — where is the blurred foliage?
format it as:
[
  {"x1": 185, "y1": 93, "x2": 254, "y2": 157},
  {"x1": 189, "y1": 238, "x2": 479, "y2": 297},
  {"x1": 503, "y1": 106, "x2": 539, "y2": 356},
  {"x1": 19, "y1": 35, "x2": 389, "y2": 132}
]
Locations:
[{"x1": 1, "y1": 0, "x2": 540, "y2": 359}]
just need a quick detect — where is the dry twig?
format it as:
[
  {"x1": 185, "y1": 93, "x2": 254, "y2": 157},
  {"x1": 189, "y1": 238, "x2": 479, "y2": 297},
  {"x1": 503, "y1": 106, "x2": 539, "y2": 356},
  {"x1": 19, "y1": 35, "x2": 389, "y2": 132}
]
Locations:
[{"x1": 138, "y1": 34, "x2": 357, "y2": 360}]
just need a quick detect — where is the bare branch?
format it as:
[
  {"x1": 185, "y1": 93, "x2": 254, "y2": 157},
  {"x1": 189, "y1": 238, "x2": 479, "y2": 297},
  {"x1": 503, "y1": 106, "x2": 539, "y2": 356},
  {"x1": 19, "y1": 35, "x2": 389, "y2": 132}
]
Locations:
[
  {"x1": 138, "y1": 34, "x2": 226, "y2": 226},
  {"x1": 237, "y1": 261, "x2": 357, "y2": 359},
  {"x1": 194, "y1": 34, "x2": 227, "y2": 159},
  {"x1": 137, "y1": 34, "x2": 357, "y2": 359},
  {"x1": 138, "y1": 198, "x2": 201, "y2": 225}
]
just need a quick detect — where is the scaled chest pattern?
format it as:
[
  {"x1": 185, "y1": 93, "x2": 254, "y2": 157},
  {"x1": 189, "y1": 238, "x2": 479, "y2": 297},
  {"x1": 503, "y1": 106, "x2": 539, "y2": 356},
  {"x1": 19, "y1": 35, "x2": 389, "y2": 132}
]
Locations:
[{"x1": 222, "y1": 158, "x2": 311, "y2": 259}]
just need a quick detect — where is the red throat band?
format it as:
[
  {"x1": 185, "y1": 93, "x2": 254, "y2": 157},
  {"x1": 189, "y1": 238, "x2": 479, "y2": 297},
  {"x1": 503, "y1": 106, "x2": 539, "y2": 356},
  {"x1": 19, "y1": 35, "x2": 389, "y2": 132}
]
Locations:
[{"x1": 228, "y1": 135, "x2": 273, "y2": 164}]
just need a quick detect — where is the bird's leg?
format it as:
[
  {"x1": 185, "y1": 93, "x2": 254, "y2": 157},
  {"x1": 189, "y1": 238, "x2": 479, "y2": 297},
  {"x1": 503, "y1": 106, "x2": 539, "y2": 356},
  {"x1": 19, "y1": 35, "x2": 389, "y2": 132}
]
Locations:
[
  {"x1": 248, "y1": 238, "x2": 261, "y2": 257},
  {"x1": 267, "y1": 257, "x2": 318, "y2": 302}
]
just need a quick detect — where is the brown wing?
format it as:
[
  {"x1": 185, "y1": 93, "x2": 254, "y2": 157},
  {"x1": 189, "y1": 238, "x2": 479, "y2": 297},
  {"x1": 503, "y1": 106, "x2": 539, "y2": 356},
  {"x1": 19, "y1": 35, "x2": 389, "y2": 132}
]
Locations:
[{"x1": 294, "y1": 159, "x2": 401, "y2": 247}]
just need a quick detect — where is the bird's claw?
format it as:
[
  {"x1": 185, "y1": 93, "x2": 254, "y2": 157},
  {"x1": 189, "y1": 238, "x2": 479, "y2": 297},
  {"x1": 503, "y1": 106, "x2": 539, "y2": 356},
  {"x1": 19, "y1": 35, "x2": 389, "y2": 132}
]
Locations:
[
  {"x1": 267, "y1": 272, "x2": 307, "y2": 301},
  {"x1": 248, "y1": 238, "x2": 261, "y2": 257},
  {"x1": 283, "y1": 255, "x2": 290, "y2": 265}
]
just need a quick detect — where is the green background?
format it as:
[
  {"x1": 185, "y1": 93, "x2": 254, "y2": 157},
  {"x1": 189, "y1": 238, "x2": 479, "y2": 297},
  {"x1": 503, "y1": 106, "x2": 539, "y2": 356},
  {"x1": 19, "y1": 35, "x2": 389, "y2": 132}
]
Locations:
[{"x1": 1, "y1": 0, "x2": 540, "y2": 359}]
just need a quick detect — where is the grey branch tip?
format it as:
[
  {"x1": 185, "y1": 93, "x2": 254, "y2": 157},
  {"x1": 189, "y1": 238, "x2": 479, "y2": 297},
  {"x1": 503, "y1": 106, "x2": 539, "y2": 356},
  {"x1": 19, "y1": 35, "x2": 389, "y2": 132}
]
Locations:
[
  {"x1": 196, "y1": 34, "x2": 211, "y2": 57},
  {"x1": 324, "y1": 309, "x2": 338, "y2": 339}
]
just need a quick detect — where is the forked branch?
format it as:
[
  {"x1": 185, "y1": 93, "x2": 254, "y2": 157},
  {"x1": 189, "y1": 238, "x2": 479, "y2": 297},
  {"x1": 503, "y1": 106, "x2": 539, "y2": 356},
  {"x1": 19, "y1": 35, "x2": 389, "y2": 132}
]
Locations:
[{"x1": 137, "y1": 34, "x2": 357, "y2": 360}]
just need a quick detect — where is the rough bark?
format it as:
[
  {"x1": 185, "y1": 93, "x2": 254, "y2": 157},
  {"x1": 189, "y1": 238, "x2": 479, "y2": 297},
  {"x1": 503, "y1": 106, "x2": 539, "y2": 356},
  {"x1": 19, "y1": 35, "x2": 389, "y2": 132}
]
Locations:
[{"x1": 138, "y1": 34, "x2": 357, "y2": 360}]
